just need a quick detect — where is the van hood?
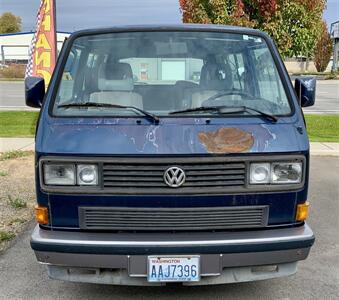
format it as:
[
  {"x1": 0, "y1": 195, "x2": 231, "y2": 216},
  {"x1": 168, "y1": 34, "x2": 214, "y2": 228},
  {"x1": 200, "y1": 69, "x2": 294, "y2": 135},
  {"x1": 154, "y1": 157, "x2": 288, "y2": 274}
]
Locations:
[{"x1": 37, "y1": 118, "x2": 308, "y2": 155}]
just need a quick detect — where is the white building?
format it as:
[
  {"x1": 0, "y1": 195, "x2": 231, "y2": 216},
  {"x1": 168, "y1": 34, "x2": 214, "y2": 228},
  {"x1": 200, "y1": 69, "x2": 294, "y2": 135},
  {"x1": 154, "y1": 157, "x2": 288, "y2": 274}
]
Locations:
[{"x1": 0, "y1": 31, "x2": 70, "y2": 64}]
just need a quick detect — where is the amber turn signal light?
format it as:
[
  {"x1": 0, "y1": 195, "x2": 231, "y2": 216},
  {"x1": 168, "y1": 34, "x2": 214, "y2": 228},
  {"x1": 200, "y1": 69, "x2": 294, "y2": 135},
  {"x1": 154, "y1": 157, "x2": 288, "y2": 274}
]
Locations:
[
  {"x1": 35, "y1": 205, "x2": 49, "y2": 225},
  {"x1": 296, "y1": 201, "x2": 310, "y2": 221}
]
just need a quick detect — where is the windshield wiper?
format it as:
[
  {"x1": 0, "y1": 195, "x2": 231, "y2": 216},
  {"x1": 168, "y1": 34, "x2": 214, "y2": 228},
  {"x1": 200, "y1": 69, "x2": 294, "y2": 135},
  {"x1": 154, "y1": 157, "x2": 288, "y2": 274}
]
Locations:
[
  {"x1": 169, "y1": 105, "x2": 277, "y2": 123},
  {"x1": 57, "y1": 102, "x2": 160, "y2": 123}
]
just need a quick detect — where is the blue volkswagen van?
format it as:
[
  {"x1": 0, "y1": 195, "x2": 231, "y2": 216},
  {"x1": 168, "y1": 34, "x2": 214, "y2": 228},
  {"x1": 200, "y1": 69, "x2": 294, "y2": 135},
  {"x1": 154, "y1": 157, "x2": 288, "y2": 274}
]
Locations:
[{"x1": 27, "y1": 25, "x2": 316, "y2": 285}]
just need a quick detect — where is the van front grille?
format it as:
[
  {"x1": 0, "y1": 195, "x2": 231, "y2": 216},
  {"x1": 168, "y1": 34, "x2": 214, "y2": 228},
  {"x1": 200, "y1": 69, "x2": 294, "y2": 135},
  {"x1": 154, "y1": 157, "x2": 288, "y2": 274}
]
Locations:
[
  {"x1": 102, "y1": 157, "x2": 247, "y2": 194},
  {"x1": 79, "y1": 206, "x2": 269, "y2": 231}
]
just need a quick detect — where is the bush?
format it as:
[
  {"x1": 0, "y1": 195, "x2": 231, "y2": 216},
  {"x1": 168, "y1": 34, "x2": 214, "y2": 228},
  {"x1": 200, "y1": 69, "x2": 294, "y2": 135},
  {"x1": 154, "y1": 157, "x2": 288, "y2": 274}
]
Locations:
[
  {"x1": 314, "y1": 21, "x2": 333, "y2": 72},
  {"x1": 0, "y1": 63, "x2": 25, "y2": 79}
]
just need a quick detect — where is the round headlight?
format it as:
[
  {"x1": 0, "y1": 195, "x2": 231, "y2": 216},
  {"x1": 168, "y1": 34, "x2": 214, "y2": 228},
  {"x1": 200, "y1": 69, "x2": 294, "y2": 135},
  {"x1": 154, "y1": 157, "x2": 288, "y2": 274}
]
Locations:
[
  {"x1": 79, "y1": 168, "x2": 95, "y2": 183},
  {"x1": 77, "y1": 165, "x2": 98, "y2": 185},
  {"x1": 250, "y1": 163, "x2": 270, "y2": 184}
]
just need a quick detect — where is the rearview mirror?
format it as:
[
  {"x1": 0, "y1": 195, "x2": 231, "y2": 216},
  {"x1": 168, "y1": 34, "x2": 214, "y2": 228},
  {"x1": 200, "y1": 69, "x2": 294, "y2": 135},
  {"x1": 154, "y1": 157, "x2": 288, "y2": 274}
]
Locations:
[
  {"x1": 25, "y1": 76, "x2": 45, "y2": 108},
  {"x1": 294, "y1": 77, "x2": 316, "y2": 107}
]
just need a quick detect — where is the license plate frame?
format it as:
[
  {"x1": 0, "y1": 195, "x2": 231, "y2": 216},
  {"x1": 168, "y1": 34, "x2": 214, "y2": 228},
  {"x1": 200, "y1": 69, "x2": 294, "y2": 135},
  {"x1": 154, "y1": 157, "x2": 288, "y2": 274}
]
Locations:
[{"x1": 147, "y1": 255, "x2": 200, "y2": 282}]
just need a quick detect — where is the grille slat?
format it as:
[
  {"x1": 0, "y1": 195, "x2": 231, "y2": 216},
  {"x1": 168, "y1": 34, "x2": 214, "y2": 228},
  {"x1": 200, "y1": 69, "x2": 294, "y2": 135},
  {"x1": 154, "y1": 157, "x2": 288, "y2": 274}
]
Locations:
[
  {"x1": 102, "y1": 180, "x2": 245, "y2": 186},
  {"x1": 186, "y1": 175, "x2": 245, "y2": 181},
  {"x1": 84, "y1": 212, "x2": 263, "y2": 217},
  {"x1": 84, "y1": 216, "x2": 264, "y2": 222},
  {"x1": 86, "y1": 213, "x2": 261, "y2": 220},
  {"x1": 186, "y1": 169, "x2": 245, "y2": 176},
  {"x1": 104, "y1": 174, "x2": 244, "y2": 182},
  {"x1": 103, "y1": 171, "x2": 164, "y2": 177},
  {"x1": 103, "y1": 163, "x2": 245, "y2": 171},
  {"x1": 102, "y1": 181, "x2": 245, "y2": 187},
  {"x1": 103, "y1": 176, "x2": 164, "y2": 182},
  {"x1": 86, "y1": 218, "x2": 261, "y2": 226},
  {"x1": 79, "y1": 206, "x2": 269, "y2": 231},
  {"x1": 103, "y1": 174, "x2": 245, "y2": 182}
]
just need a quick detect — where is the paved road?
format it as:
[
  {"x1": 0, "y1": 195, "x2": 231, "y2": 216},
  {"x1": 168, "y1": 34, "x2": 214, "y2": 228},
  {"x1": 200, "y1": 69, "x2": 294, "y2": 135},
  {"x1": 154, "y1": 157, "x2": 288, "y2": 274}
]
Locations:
[
  {"x1": 0, "y1": 80, "x2": 338, "y2": 113},
  {"x1": 0, "y1": 81, "x2": 27, "y2": 110},
  {"x1": 303, "y1": 81, "x2": 339, "y2": 114},
  {"x1": 0, "y1": 157, "x2": 338, "y2": 300}
]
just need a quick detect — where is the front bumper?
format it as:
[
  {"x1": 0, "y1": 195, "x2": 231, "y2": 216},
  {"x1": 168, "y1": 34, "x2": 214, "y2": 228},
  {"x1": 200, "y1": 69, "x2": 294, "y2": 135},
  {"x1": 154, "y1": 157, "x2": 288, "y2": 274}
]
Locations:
[{"x1": 31, "y1": 224, "x2": 314, "y2": 285}]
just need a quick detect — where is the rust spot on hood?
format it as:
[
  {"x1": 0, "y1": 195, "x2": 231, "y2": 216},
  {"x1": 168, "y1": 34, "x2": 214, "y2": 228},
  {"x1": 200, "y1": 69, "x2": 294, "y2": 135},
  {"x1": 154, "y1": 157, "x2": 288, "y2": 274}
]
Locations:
[{"x1": 198, "y1": 127, "x2": 254, "y2": 153}]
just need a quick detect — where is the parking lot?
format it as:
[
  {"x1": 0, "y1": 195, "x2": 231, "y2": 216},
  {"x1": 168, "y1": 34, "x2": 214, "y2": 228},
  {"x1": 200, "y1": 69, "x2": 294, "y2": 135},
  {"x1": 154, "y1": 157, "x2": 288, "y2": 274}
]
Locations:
[
  {"x1": 0, "y1": 80, "x2": 338, "y2": 113},
  {"x1": 0, "y1": 156, "x2": 338, "y2": 300}
]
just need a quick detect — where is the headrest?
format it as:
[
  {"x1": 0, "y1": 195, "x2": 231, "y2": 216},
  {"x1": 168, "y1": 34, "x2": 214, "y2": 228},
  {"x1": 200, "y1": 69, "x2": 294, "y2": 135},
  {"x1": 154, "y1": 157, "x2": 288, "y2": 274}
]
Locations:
[
  {"x1": 98, "y1": 62, "x2": 133, "y2": 91},
  {"x1": 200, "y1": 57, "x2": 233, "y2": 91}
]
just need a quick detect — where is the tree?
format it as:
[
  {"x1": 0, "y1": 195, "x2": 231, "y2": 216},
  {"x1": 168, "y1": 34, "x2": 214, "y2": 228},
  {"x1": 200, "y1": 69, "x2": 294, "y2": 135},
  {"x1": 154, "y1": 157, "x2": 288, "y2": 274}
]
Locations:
[
  {"x1": 262, "y1": 0, "x2": 325, "y2": 58},
  {"x1": 0, "y1": 12, "x2": 22, "y2": 34},
  {"x1": 179, "y1": 0, "x2": 255, "y2": 27},
  {"x1": 179, "y1": 0, "x2": 326, "y2": 58},
  {"x1": 314, "y1": 21, "x2": 333, "y2": 72}
]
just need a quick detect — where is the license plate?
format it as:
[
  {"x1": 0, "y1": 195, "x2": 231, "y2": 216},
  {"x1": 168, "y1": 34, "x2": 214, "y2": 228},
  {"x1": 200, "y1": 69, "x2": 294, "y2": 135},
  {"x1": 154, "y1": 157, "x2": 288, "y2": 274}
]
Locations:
[{"x1": 147, "y1": 256, "x2": 200, "y2": 282}]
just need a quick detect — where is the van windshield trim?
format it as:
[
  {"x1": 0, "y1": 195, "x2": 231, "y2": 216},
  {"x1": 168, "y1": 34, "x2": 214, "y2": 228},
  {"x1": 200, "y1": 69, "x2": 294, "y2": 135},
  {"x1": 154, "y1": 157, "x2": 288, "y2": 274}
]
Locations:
[{"x1": 48, "y1": 28, "x2": 296, "y2": 119}]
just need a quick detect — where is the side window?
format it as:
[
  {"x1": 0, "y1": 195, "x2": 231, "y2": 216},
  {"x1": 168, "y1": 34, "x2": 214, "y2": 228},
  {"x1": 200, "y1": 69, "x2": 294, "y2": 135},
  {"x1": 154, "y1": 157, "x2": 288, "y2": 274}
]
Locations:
[
  {"x1": 58, "y1": 48, "x2": 81, "y2": 102},
  {"x1": 253, "y1": 48, "x2": 284, "y2": 102}
]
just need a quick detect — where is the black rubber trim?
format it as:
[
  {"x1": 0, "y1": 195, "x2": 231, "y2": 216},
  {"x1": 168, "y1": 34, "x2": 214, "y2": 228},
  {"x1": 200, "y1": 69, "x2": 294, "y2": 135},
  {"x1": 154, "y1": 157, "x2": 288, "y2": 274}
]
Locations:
[
  {"x1": 30, "y1": 236, "x2": 314, "y2": 255},
  {"x1": 48, "y1": 25, "x2": 296, "y2": 119}
]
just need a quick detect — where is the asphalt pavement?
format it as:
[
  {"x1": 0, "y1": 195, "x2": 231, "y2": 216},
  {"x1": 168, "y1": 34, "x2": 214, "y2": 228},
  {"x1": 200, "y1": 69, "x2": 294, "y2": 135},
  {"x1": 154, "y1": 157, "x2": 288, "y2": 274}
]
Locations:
[
  {"x1": 0, "y1": 157, "x2": 338, "y2": 300},
  {"x1": 0, "y1": 81, "x2": 29, "y2": 110},
  {"x1": 0, "y1": 80, "x2": 338, "y2": 113},
  {"x1": 303, "y1": 81, "x2": 339, "y2": 114}
]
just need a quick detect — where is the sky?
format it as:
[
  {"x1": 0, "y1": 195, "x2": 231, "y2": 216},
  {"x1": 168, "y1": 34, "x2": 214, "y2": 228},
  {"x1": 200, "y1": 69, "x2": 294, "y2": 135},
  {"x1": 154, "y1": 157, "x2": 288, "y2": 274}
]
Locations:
[
  {"x1": 0, "y1": 0, "x2": 338, "y2": 33},
  {"x1": 0, "y1": 0, "x2": 182, "y2": 32},
  {"x1": 324, "y1": 0, "x2": 339, "y2": 30}
]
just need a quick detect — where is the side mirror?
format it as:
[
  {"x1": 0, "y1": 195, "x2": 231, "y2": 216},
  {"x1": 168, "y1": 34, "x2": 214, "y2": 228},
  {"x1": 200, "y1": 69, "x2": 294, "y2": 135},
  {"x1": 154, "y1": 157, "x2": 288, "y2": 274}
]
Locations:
[
  {"x1": 25, "y1": 76, "x2": 45, "y2": 108},
  {"x1": 294, "y1": 77, "x2": 316, "y2": 107}
]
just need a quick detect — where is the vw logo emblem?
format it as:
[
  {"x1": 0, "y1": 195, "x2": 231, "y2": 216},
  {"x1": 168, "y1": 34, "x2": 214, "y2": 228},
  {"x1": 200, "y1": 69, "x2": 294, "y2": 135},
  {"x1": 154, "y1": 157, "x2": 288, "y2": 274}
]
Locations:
[{"x1": 163, "y1": 167, "x2": 186, "y2": 188}]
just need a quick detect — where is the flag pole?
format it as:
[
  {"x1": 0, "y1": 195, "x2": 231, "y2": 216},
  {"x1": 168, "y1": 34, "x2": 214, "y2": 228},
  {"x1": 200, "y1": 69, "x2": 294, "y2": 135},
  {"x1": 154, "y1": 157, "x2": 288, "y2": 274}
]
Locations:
[{"x1": 53, "y1": 0, "x2": 57, "y2": 62}]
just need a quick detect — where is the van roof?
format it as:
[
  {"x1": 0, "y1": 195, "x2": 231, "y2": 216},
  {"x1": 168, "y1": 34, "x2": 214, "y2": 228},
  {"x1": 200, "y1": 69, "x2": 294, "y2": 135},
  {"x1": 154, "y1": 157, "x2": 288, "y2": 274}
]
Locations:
[{"x1": 70, "y1": 24, "x2": 266, "y2": 39}]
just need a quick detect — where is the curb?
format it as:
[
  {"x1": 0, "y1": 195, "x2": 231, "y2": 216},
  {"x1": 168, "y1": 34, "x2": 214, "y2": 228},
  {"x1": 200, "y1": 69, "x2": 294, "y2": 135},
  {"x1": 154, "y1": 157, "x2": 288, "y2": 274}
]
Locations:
[
  {"x1": 310, "y1": 142, "x2": 339, "y2": 157},
  {"x1": 0, "y1": 138, "x2": 35, "y2": 152}
]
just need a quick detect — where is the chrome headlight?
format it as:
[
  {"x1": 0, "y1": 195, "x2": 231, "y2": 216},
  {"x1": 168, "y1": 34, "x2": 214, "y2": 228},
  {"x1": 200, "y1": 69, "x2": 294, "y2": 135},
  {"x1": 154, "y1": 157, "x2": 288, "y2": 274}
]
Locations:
[
  {"x1": 250, "y1": 161, "x2": 303, "y2": 185},
  {"x1": 77, "y1": 164, "x2": 98, "y2": 185},
  {"x1": 44, "y1": 164, "x2": 75, "y2": 185}
]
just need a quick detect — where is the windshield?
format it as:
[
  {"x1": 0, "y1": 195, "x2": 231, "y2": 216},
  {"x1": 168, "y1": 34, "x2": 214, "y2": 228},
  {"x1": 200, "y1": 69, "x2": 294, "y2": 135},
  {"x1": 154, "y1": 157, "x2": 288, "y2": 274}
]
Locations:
[{"x1": 53, "y1": 31, "x2": 292, "y2": 117}]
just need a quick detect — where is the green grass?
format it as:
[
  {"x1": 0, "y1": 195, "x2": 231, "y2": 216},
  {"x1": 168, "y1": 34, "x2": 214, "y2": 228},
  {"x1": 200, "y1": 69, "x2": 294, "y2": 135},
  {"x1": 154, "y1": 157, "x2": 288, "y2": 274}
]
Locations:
[
  {"x1": 7, "y1": 195, "x2": 27, "y2": 209},
  {"x1": 305, "y1": 115, "x2": 339, "y2": 142},
  {"x1": 0, "y1": 111, "x2": 39, "y2": 137},
  {"x1": 8, "y1": 218, "x2": 26, "y2": 225},
  {"x1": 0, "y1": 150, "x2": 33, "y2": 161},
  {"x1": 0, "y1": 171, "x2": 8, "y2": 176},
  {"x1": 0, "y1": 231, "x2": 15, "y2": 242},
  {"x1": 291, "y1": 71, "x2": 338, "y2": 76},
  {"x1": 0, "y1": 111, "x2": 338, "y2": 142},
  {"x1": 0, "y1": 78, "x2": 24, "y2": 81}
]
